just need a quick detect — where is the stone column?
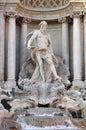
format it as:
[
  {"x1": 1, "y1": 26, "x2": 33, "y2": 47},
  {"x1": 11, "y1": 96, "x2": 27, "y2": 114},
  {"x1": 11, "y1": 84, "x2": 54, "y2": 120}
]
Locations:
[
  {"x1": 0, "y1": 12, "x2": 5, "y2": 82},
  {"x1": 84, "y1": 13, "x2": 86, "y2": 81},
  {"x1": 62, "y1": 18, "x2": 69, "y2": 67},
  {"x1": 20, "y1": 18, "x2": 28, "y2": 69},
  {"x1": 73, "y1": 12, "x2": 82, "y2": 82},
  {"x1": 6, "y1": 13, "x2": 16, "y2": 88}
]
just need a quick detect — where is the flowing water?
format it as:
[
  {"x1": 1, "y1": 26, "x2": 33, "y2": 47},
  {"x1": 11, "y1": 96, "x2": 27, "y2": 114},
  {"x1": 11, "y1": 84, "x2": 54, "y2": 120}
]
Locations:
[{"x1": 14, "y1": 113, "x2": 78, "y2": 130}]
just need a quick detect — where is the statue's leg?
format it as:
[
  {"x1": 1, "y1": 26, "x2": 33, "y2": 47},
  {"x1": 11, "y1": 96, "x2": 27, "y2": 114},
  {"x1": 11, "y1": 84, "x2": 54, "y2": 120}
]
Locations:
[
  {"x1": 36, "y1": 52, "x2": 45, "y2": 82},
  {"x1": 45, "y1": 57, "x2": 61, "y2": 80},
  {"x1": 30, "y1": 65, "x2": 39, "y2": 82}
]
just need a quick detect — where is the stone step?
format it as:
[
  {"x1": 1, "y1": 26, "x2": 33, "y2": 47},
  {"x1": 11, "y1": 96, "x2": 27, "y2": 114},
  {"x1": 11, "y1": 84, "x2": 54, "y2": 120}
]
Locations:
[{"x1": 23, "y1": 108, "x2": 73, "y2": 128}]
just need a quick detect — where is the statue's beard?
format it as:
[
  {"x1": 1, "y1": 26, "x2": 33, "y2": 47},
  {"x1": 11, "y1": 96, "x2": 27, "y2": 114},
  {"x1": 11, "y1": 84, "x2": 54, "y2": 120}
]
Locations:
[{"x1": 40, "y1": 28, "x2": 47, "y2": 33}]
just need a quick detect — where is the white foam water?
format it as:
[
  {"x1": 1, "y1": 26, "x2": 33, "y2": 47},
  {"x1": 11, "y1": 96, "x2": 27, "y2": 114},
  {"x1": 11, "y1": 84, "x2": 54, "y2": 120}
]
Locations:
[
  {"x1": 27, "y1": 112, "x2": 59, "y2": 117},
  {"x1": 20, "y1": 123, "x2": 78, "y2": 130},
  {"x1": 17, "y1": 115, "x2": 78, "y2": 130}
]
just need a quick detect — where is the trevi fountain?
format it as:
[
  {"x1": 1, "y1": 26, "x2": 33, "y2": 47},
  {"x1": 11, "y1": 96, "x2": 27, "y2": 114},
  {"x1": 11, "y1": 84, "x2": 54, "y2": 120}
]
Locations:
[{"x1": 0, "y1": 0, "x2": 86, "y2": 130}]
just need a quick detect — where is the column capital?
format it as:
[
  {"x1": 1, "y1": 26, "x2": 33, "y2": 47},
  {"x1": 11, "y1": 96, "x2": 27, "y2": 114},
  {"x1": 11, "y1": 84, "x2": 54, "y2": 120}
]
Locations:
[
  {"x1": 58, "y1": 17, "x2": 72, "y2": 24},
  {"x1": 72, "y1": 11, "x2": 83, "y2": 18},
  {"x1": 58, "y1": 17, "x2": 67, "y2": 23},
  {"x1": 4, "y1": 11, "x2": 17, "y2": 18},
  {"x1": 16, "y1": 17, "x2": 31, "y2": 24},
  {"x1": 22, "y1": 17, "x2": 31, "y2": 23}
]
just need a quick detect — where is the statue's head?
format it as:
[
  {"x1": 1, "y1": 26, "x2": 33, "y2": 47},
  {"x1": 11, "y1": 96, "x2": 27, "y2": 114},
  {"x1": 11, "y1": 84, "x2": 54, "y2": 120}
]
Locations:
[
  {"x1": 39, "y1": 21, "x2": 47, "y2": 32},
  {"x1": 39, "y1": 21, "x2": 47, "y2": 26}
]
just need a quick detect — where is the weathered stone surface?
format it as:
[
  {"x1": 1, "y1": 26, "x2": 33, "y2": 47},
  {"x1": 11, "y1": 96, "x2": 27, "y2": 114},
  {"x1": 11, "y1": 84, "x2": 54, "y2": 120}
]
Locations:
[
  {"x1": 2, "y1": 118, "x2": 22, "y2": 129},
  {"x1": 0, "y1": 109, "x2": 22, "y2": 129},
  {"x1": 0, "y1": 103, "x2": 4, "y2": 110},
  {"x1": 18, "y1": 81, "x2": 66, "y2": 107},
  {"x1": 9, "y1": 99, "x2": 34, "y2": 113},
  {"x1": 53, "y1": 89, "x2": 86, "y2": 118},
  {"x1": 71, "y1": 118, "x2": 86, "y2": 129}
]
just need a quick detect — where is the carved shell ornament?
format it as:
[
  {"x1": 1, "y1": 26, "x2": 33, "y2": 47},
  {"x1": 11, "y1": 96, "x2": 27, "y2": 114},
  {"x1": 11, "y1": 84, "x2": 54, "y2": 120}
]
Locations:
[{"x1": 20, "y1": 0, "x2": 69, "y2": 9}]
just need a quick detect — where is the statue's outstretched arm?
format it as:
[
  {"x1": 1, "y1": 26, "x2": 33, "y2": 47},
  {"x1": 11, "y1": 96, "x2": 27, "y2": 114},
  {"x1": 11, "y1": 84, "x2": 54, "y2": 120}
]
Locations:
[
  {"x1": 24, "y1": 31, "x2": 34, "y2": 47},
  {"x1": 27, "y1": 31, "x2": 38, "y2": 49}
]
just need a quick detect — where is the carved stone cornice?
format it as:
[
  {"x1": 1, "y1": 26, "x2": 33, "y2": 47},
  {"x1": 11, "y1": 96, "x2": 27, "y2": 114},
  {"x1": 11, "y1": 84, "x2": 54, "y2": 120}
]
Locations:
[
  {"x1": 16, "y1": 0, "x2": 85, "y2": 21},
  {"x1": 0, "y1": 0, "x2": 85, "y2": 21},
  {"x1": 16, "y1": 2, "x2": 73, "y2": 21}
]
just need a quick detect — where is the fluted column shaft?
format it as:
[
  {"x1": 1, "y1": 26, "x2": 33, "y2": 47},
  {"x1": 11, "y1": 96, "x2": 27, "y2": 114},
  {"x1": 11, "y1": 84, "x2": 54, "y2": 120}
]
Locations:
[
  {"x1": 0, "y1": 13, "x2": 5, "y2": 81},
  {"x1": 7, "y1": 15, "x2": 16, "y2": 81},
  {"x1": 62, "y1": 18, "x2": 69, "y2": 67},
  {"x1": 20, "y1": 18, "x2": 28, "y2": 69},
  {"x1": 84, "y1": 14, "x2": 86, "y2": 81},
  {"x1": 73, "y1": 14, "x2": 81, "y2": 80}
]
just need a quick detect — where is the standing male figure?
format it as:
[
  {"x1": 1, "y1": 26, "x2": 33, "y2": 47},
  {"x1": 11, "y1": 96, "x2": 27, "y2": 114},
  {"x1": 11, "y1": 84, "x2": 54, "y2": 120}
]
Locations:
[{"x1": 27, "y1": 21, "x2": 61, "y2": 82}]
